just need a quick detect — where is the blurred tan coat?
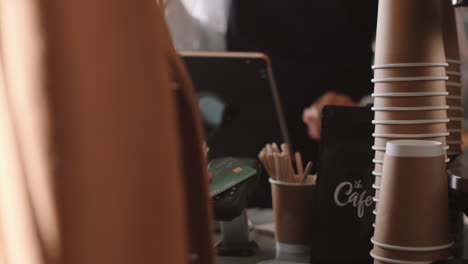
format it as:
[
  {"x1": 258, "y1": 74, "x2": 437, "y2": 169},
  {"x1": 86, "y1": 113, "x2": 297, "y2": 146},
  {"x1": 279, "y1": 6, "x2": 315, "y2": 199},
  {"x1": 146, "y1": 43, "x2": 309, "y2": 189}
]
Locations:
[{"x1": 0, "y1": 1, "x2": 213, "y2": 264}]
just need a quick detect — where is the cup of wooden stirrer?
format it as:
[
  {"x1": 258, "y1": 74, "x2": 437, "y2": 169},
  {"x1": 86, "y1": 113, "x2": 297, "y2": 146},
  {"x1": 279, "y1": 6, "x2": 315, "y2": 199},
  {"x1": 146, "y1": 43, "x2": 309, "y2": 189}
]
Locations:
[{"x1": 259, "y1": 143, "x2": 317, "y2": 261}]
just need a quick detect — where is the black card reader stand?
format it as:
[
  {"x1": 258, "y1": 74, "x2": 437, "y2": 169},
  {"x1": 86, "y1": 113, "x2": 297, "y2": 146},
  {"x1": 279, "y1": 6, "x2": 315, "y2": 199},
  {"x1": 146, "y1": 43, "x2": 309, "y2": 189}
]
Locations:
[{"x1": 211, "y1": 157, "x2": 261, "y2": 257}]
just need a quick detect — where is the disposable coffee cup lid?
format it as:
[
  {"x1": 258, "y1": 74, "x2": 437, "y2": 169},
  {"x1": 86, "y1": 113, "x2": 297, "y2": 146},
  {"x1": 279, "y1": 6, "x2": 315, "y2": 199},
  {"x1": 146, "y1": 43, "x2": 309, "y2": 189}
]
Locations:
[
  {"x1": 372, "y1": 62, "x2": 448, "y2": 69},
  {"x1": 447, "y1": 82, "x2": 462, "y2": 87},
  {"x1": 372, "y1": 171, "x2": 383, "y2": 176},
  {"x1": 447, "y1": 71, "x2": 462, "y2": 76},
  {"x1": 373, "y1": 159, "x2": 383, "y2": 164},
  {"x1": 370, "y1": 250, "x2": 450, "y2": 264},
  {"x1": 372, "y1": 92, "x2": 448, "y2": 97},
  {"x1": 372, "y1": 197, "x2": 379, "y2": 202},
  {"x1": 371, "y1": 106, "x2": 449, "y2": 111},
  {"x1": 372, "y1": 76, "x2": 448, "y2": 83},
  {"x1": 372, "y1": 184, "x2": 381, "y2": 190},
  {"x1": 371, "y1": 238, "x2": 454, "y2": 252},
  {"x1": 372, "y1": 119, "x2": 449, "y2": 125},
  {"x1": 385, "y1": 140, "x2": 443, "y2": 157},
  {"x1": 447, "y1": 59, "x2": 461, "y2": 64}
]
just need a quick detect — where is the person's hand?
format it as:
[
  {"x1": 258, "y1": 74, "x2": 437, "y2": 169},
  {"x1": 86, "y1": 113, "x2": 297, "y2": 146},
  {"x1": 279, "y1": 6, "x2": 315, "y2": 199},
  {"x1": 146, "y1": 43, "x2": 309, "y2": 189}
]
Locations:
[{"x1": 303, "y1": 92, "x2": 357, "y2": 140}]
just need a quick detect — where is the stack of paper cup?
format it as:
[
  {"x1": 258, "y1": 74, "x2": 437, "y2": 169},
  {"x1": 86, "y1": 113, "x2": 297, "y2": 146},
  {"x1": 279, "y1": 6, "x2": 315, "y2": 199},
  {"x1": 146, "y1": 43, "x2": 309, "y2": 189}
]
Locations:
[
  {"x1": 371, "y1": 69, "x2": 450, "y2": 201},
  {"x1": 371, "y1": 140, "x2": 452, "y2": 263},
  {"x1": 371, "y1": 0, "x2": 449, "y2": 205}
]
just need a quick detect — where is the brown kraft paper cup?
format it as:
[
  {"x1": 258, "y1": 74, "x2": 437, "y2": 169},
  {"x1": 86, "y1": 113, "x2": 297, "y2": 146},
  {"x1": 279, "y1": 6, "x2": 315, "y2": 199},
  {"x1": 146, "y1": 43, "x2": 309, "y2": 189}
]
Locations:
[
  {"x1": 374, "y1": 109, "x2": 448, "y2": 120},
  {"x1": 270, "y1": 177, "x2": 316, "y2": 245},
  {"x1": 373, "y1": 0, "x2": 445, "y2": 64},
  {"x1": 373, "y1": 67, "x2": 447, "y2": 78},
  {"x1": 374, "y1": 81, "x2": 447, "y2": 94},
  {"x1": 373, "y1": 95, "x2": 447, "y2": 107},
  {"x1": 372, "y1": 246, "x2": 451, "y2": 262},
  {"x1": 374, "y1": 144, "x2": 450, "y2": 247},
  {"x1": 374, "y1": 122, "x2": 447, "y2": 134}
]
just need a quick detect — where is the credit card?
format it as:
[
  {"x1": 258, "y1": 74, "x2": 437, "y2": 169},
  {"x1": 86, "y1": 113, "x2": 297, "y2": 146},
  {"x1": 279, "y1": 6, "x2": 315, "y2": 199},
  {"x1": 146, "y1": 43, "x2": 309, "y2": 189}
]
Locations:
[{"x1": 209, "y1": 157, "x2": 257, "y2": 197}]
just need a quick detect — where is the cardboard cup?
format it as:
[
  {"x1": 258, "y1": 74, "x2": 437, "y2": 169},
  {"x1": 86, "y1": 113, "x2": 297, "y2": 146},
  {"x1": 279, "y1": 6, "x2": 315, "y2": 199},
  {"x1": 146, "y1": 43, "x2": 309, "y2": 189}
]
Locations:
[
  {"x1": 373, "y1": 67, "x2": 447, "y2": 78},
  {"x1": 374, "y1": 0, "x2": 445, "y2": 64},
  {"x1": 374, "y1": 122, "x2": 447, "y2": 134},
  {"x1": 373, "y1": 81, "x2": 447, "y2": 94},
  {"x1": 270, "y1": 177, "x2": 316, "y2": 246},
  {"x1": 447, "y1": 87, "x2": 462, "y2": 96},
  {"x1": 373, "y1": 95, "x2": 447, "y2": 107},
  {"x1": 374, "y1": 140, "x2": 450, "y2": 247},
  {"x1": 373, "y1": 109, "x2": 448, "y2": 120},
  {"x1": 372, "y1": 247, "x2": 451, "y2": 263}
]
